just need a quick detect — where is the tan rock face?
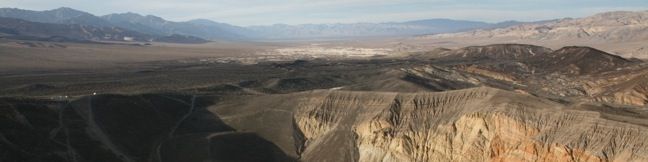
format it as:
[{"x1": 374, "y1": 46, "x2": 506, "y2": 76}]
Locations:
[
  {"x1": 591, "y1": 70, "x2": 648, "y2": 106},
  {"x1": 213, "y1": 87, "x2": 648, "y2": 162}
]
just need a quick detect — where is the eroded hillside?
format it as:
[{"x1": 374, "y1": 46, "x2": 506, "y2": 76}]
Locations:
[
  {"x1": 1, "y1": 43, "x2": 648, "y2": 162},
  {"x1": 212, "y1": 88, "x2": 648, "y2": 162}
]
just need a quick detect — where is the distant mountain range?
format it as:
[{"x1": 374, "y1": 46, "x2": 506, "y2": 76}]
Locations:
[
  {"x1": 414, "y1": 10, "x2": 648, "y2": 59},
  {"x1": 0, "y1": 7, "x2": 535, "y2": 42},
  {"x1": 101, "y1": 13, "x2": 250, "y2": 40},
  {"x1": 0, "y1": 7, "x2": 209, "y2": 43},
  {"x1": 245, "y1": 19, "x2": 523, "y2": 39},
  {"x1": 4, "y1": 7, "x2": 644, "y2": 43},
  {"x1": 0, "y1": 17, "x2": 152, "y2": 42},
  {"x1": 423, "y1": 11, "x2": 648, "y2": 42}
]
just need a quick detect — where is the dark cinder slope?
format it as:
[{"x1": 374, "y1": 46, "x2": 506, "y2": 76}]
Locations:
[
  {"x1": 0, "y1": 94, "x2": 293, "y2": 162},
  {"x1": 439, "y1": 44, "x2": 553, "y2": 61},
  {"x1": 536, "y1": 46, "x2": 633, "y2": 75}
]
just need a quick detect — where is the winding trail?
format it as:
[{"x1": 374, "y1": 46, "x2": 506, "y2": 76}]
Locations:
[
  {"x1": 155, "y1": 95, "x2": 197, "y2": 162},
  {"x1": 167, "y1": 95, "x2": 196, "y2": 138},
  {"x1": 86, "y1": 95, "x2": 135, "y2": 162}
]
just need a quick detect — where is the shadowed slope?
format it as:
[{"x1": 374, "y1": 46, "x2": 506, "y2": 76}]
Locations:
[{"x1": 0, "y1": 94, "x2": 294, "y2": 162}]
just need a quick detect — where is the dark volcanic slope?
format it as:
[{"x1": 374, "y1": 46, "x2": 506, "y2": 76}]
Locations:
[
  {"x1": 536, "y1": 46, "x2": 634, "y2": 75},
  {"x1": 0, "y1": 94, "x2": 294, "y2": 162},
  {"x1": 440, "y1": 44, "x2": 553, "y2": 61},
  {"x1": 429, "y1": 44, "x2": 637, "y2": 75}
]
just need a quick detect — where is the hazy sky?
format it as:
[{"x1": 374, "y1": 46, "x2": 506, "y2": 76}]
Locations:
[{"x1": 2, "y1": 0, "x2": 647, "y2": 26}]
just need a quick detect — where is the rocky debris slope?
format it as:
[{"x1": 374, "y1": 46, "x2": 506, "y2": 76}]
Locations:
[
  {"x1": 410, "y1": 44, "x2": 648, "y2": 106},
  {"x1": 210, "y1": 87, "x2": 648, "y2": 162},
  {"x1": 592, "y1": 69, "x2": 648, "y2": 106},
  {"x1": 437, "y1": 44, "x2": 553, "y2": 61}
]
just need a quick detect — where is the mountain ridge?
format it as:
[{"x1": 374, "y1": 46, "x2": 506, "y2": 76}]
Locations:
[
  {"x1": 3, "y1": 7, "x2": 646, "y2": 42},
  {"x1": 0, "y1": 7, "x2": 532, "y2": 40},
  {"x1": 0, "y1": 7, "x2": 114, "y2": 27},
  {"x1": 0, "y1": 17, "x2": 208, "y2": 43},
  {"x1": 423, "y1": 10, "x2": 648, "y2": 42}
]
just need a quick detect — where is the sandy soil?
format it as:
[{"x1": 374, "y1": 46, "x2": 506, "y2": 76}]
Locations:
[{"x1": 0, "y1": 41, "x2": 268, "y2": 71}]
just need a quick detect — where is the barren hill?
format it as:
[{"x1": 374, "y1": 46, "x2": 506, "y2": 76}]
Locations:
[
  {"x1": 535, "y1": 46, "x2": 633, "y2": 75},
  {"x1": 414, "y1": 10, "x2": 648, "y2": 59},
  {"x1": 426, "y1": 11, "x2": 648, "y2": 42}
]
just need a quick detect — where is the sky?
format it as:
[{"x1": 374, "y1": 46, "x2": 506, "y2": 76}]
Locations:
[{"x1": 1, "y1": 0, "x2": 647, "y2": 26}]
